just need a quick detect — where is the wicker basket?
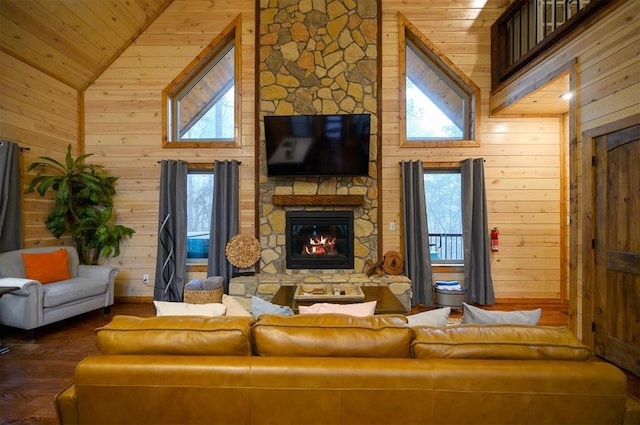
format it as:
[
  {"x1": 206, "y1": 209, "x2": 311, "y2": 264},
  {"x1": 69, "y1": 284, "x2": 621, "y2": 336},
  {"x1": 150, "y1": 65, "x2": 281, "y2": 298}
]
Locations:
[{"x1": 183, "y1": 287, "x2": 223, "y2": 304}]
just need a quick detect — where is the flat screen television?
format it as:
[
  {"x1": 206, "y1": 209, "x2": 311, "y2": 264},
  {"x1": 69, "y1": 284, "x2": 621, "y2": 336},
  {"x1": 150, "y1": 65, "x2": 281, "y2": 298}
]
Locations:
[{"x1": 264, "y1": 114, "x2": 371, "y2": 177}]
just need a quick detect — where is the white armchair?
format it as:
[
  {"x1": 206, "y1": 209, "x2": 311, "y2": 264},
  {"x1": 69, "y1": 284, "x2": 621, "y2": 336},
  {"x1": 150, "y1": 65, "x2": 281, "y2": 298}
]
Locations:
[{"x1": 0, "y1": 246, "x2": 117, "y2": 341}]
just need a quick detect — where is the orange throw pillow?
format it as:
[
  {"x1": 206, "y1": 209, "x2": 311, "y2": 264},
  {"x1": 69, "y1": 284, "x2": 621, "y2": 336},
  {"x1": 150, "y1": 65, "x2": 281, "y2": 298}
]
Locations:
[{"x1": 21, "y1": 249, "x2": 71, "y2": 284}]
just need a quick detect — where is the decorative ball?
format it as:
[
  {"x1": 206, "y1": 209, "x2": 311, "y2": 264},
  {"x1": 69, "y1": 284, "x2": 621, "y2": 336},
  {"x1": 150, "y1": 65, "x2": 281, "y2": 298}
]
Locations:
[{"x1": 225, "y1": 234, "x2": 261, "y2": 268}]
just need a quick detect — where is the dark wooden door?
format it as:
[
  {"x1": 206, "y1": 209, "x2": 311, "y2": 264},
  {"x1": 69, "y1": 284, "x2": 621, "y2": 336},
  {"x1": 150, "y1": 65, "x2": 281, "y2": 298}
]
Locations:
[{"x1": 594, "y1": 123, "x2": 640, "y2": 375}]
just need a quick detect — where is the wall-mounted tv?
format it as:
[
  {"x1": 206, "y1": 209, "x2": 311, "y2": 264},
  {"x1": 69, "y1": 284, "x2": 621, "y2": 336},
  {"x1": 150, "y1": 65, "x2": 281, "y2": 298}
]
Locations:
[{"x1": 264, "y1": 114, "x2": 371, "y2": 177}]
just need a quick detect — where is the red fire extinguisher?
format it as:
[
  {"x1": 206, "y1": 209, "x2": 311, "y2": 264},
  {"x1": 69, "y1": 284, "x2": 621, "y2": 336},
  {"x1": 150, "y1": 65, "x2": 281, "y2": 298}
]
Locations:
[{"x1": 491, "y1": 228, "x2": 499, "y2": 252}]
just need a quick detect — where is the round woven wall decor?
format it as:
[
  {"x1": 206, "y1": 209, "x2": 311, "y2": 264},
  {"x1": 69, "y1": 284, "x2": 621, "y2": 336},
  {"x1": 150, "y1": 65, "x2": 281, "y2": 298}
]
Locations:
[
  {"x1": 225, "y1": 234, "x2": 261, "y2": 268},
  {"x1": 383, "y1": 251, "x2": 404, "y2": 275}
]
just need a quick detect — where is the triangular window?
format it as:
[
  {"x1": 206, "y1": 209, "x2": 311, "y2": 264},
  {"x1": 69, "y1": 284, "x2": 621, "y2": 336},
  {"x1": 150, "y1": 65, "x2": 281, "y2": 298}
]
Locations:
[
  {"x1": 400, "y1": 15, "x2": 479, "y2": 145},
  {"x1": 163, "y1": 17, "x2": 240, "y2": 147}
]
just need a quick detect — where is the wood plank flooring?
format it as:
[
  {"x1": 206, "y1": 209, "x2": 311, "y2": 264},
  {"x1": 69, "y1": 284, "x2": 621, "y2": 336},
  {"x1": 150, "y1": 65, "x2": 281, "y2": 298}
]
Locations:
[
  {"x1": 1, "y1": 303, "x2": 155, "y2": 424},
  {"x1": 0, "y1": 301, "x2": 636, "y2": 424}
]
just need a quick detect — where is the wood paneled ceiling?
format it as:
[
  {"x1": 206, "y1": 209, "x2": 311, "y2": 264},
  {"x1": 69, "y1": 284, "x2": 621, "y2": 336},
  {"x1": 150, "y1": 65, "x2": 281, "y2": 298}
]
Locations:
[
  {"x1": 498, "y1": 73, "x2": 571, "y2": 116},
  {"x1": 0, "y1": 0, "x2": 568, "y2": 115},
  {"x1": 0, "y1": 0, "x2": 174, "y2": 91}
]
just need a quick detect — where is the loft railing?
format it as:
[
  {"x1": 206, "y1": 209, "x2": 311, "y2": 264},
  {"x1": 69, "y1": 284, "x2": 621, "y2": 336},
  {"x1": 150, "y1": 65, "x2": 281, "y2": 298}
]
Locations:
[
  {"x1": 429, "y1": 233, "x2": 463, "y2": 262},
  {"x1": 491, "y1": 0, "x2": 607, "y2": 89}
]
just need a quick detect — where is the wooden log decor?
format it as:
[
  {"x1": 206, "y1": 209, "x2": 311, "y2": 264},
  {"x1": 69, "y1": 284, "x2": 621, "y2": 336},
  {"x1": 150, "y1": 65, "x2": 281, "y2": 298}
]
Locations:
[
  {"x1": 365, "y1": 259, "x2": 385, "y2": 277},
  {"x1": 272, "y1": 195, "x2": 365, "y2": 206},
  {"x1": 383, "y1": 251, "x2": 404, "y2": 275}
]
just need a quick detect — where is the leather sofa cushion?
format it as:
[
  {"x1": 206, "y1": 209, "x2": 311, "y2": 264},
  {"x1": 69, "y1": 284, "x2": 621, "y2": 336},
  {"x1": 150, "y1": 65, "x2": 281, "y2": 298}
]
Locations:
[
  {"x1": 253, "y1": 313, "x2": 412, "y2": 358},
  {"x1": 412, "y1": 324, "x2": 592, "y2": 360},
  {"x1": 96, "y1": 315, "x2": 254, "y2": 356}
]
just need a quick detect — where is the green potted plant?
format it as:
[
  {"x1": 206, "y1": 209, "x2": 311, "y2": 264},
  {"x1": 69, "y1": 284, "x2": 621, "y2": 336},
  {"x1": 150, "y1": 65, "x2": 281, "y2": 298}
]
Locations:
[{"x1": 27, "y1": 144, "x2": 135, "y2": 265}]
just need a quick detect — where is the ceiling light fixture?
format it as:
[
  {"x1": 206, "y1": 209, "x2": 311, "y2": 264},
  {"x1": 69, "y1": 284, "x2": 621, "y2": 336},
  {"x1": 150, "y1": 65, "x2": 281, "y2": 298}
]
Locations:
[{"x1": 560, "y1": 92, "x2": 573, "y2": 100}]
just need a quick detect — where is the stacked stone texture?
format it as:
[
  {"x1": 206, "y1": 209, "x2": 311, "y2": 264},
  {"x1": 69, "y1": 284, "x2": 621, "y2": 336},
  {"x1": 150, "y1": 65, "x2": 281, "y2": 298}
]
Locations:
[
  {"x1": 259, "y1": 0, "x2": 379, "y2": 275},
  {"x1": 229, "y1": 273, "x2": 412, "y2": 313}
]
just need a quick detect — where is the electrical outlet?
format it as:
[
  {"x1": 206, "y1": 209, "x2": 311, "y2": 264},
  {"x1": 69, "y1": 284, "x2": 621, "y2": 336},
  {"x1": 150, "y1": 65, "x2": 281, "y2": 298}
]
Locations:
[
  {"x1": 389, "y1": 221, "x2": 396, "y2": 231},
  {"x1": 143, "y1": 274, "x2": 149, "y2": 283}
]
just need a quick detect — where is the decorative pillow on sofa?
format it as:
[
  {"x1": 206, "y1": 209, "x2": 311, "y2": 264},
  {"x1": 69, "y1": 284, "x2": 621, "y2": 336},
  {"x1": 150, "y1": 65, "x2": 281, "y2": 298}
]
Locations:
[
  {"x1": 154, "y1": 301, "x2": 226, "y2": 317},
  {"x1": 21, "y1": 249, "x2": 71, "y2": 284},
  {"x1": 252, "y1": 296, "x2": 294, "y2": 318},
  {"x1": 298, "y1": 301, "x2": 377, "y2": 317},
  {"x1": 406, "y1": 307, "x2": 451, "y2": 327},
  {"x1": 461, "y1": 302, "x2": 541, "y2": 325},
  {"x1": 222, "y1": 294, "x2": 252, "y2": 317}
]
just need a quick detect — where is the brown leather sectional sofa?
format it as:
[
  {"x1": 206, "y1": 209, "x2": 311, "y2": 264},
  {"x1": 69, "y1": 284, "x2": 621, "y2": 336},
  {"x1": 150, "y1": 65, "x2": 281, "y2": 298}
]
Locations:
[{"x1": 55, "y1": 314, "x2": 639, "y2": 424}]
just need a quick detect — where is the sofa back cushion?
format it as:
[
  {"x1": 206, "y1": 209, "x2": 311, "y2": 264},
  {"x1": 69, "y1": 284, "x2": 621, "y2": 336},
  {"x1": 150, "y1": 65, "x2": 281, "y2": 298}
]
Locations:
[
  {"x1": 411, "y1": 324, "x2": 592, "y2": 360},
  {"x1": 0, "y1": 246, "x2": 79, "y2": 279},
  {"x1": 96, "y1": 315, "x2": 254, "y2": 356},
  {"x1": 253, "y1": 314, "x2": 412, "y2": 358}
]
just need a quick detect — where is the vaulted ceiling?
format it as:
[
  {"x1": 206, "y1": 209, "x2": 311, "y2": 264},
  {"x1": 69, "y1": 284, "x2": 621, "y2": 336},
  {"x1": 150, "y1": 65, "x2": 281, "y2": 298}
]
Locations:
[
  {"x1": 0, "y1": 0, "x2": 567, "y2": 114},
  {"x1": 0, "y1": 0, "x2": 173, "y2": 91}
]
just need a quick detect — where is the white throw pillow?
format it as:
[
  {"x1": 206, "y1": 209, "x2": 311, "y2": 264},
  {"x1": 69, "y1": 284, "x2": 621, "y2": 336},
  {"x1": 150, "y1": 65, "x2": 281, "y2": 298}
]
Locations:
[
  {"x1": 298, "y1": 301, "x2": 377, "y2": 317},
  {"x1": 461, "y1": 302, "x2": 541, "y2": 325},
  {"x1": 406, "y1": 307, "x2": 451, "y2": 327},
  {"x1": 154, "y1": 301, "x2": 227, "y2": 317},
  {"x1": 222, "y1": 294, "x2": 252, "y2": 317}
]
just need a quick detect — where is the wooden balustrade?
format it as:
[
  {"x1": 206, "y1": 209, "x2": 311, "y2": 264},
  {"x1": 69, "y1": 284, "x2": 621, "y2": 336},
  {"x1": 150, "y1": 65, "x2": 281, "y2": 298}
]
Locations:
[{"x1": 491, "y1": 0, "x2": 609, "y2": 89}]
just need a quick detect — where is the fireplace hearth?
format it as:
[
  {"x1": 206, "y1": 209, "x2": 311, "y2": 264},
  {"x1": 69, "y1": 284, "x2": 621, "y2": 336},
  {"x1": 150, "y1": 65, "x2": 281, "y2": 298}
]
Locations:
[{"x1": 286, "y1": 211, "x2": 354, "y2": 269}]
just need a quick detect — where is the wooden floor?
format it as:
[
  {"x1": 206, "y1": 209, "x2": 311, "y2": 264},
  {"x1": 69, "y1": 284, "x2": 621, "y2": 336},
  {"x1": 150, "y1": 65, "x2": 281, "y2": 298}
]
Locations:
[{"x1": 0, "y1": 301, "x2": 637, "y2": 424}]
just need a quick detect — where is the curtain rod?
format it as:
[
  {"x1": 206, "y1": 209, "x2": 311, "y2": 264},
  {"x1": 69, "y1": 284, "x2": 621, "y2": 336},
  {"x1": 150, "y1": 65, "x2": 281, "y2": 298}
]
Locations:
[
  {"x1": 156, "y1": 160, "x2": 241, "y2": 164},
  {"x1": 398, "y1": 159, "x2": 485, "y2": 164},
  {"x1": 0, "y1": 140, "x2": 30, "y2": 151}
]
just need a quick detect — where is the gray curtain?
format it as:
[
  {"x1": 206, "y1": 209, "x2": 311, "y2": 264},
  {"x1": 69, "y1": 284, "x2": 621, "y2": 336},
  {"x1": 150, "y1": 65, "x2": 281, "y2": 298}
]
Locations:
[
  {"x1": 154, "y1": 160, "x2": 188, "y2": 301},
  {"x1": 461, "y1": 158, "x2": 495, "y2": 305},
  {"x1": 0, "y1": 140, "x2": 23, "y2": 253},
  {"x1": 401, "y1": 160, "x2": 433, "y2": 306},
  {"x1": 207, "y1": 160, "x2": 240, "y2": 292}
]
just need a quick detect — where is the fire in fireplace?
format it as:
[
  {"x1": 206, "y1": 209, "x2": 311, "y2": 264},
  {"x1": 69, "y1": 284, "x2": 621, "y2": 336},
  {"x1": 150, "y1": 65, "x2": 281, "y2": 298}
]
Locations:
[{"x1": 286, "y1": 211, "x2": 354, "y2": 269}]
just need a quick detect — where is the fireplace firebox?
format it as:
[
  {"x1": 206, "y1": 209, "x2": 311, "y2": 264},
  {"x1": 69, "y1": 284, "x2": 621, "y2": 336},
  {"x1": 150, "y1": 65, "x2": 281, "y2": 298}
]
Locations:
[{"x1": 286, "y1": 211, "x2": 354, "y2": 269}]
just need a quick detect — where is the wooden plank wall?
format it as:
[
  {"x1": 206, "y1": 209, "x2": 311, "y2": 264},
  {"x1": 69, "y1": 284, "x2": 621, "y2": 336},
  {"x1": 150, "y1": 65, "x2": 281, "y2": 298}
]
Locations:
[
  {"x1": 380, "y1": 1, "x2": 564, "y2": 300},
  {"x1": 83, "y1": 0, "x2": 256, "y2": 297},
  {"x1": 0, "y1": 51, "x2": 78, "y2": 248},
  {"x1": 492, "y1": 0, "x2": 639, "y2": 338},
  {"x1": 7, "y1": 1, "x2": 634, "y2": 305}
]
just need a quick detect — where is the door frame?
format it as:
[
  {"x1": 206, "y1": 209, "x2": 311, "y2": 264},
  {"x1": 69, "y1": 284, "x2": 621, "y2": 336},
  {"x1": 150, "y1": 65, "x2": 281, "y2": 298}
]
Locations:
[{"x1": 580, "y1": 113, "x2": 640, "y2": 348}]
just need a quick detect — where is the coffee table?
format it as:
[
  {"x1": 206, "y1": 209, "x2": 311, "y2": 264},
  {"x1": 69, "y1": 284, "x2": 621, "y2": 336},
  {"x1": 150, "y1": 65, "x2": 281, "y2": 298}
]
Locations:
[{"x1": 272, "y1": 284, "x2": 408, "y2": 314}]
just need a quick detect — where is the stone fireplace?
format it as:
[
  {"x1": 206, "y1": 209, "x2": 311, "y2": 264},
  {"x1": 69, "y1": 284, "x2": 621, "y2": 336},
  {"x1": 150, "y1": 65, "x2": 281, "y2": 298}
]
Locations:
[
  {"x1": 286, "y1": 211, "x2": 354, "y2": 269},
  {"x1": 257, "y1": 0, "x2": 380, "y2": 275},
  {"x1": 226, "y1": 0, "x2": 411, "y2": 313}
]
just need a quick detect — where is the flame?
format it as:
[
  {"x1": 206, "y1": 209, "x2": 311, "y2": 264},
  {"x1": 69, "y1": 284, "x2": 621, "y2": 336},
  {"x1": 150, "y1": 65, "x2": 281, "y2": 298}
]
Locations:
[{"x1": 303, "y1": 234, "x2": 337, "y2": 255}]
